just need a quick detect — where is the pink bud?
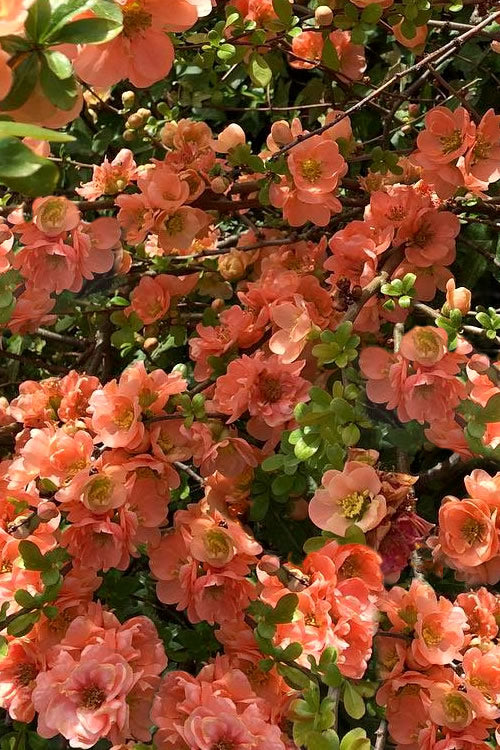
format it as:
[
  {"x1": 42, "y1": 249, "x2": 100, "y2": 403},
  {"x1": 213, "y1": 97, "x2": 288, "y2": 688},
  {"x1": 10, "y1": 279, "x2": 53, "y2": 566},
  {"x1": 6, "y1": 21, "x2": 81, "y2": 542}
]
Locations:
[
  {"x1": 37, "y1": 501, "x2": 59, "y2": 522},
  {"x1": 216, "y1": 124, "x2": 246, "y2": 153},
  {"x1": 445, "y1": 279, "x2": 471, "y2": 315},
  {"x1": 270, "y1": 120, "x2": 293, "y2": 146}
]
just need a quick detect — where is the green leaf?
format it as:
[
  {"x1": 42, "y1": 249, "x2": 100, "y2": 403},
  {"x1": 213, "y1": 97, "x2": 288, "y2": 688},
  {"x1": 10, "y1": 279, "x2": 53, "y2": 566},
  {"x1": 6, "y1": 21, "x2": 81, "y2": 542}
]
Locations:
[
  {"x1": 322, "y1": 663, "x2": 342, "y2": 688},
  {"x1": 482, "y1": 393, "x2": 500, "y2": 423},
  {"x1": 339, "y1": 728, "x2": 370, "y2": 750},
  {"x1": 14, "y1": 589, "x2": 36, "y2": 608},
  {"x1": 306, "y1": 730, "x2": 340, "y2": 750},
  {"x1": 269, "y1": 593, "x2": 298, "y2": 624},
  {"x1": 0, "y1": 138, "x2": 59, "y2": 196},
  {"x1": 343, "y1": 682, "x2": 365, "y2": 719},
  {"x1": 272, "y1": 0, "x2": 293, "y2": 24},
  {"x1": 43, "y1": 49, "x2": 73, "y2": 79},
  {"x1": 0, "y1": 122, "x2": 75, "y2": 142},
  {"x1": 18, "y1": 540, "x2": 49, "y2": 571},
  {"x1": 25, "y1": 0, "x2": 52, "y2": 41},
  {"x1": 321, "y1": 38, "x2": 340, "y2": 70},
  {"x1": 6, "y1": 611, "x2": 40, "y2": 637},
  {"x1": 51, "y1": 17, "x2": 123, "y2": 44},
  {"x1": 261, "y1": 454, "x2": 284, "y2": 471},
  {"x1": 277, "y1": 663, "x2": 311, "y2": 689},
  {"x1": 249, "y1": 52, "x2": 272, "y2": 88},
  {"x1": 40, "y1": 56, "x2": 78, "y2": 110},
  {"x1": 0, "y1": 634, "x2": 7, "y2": 657},
  {"x1": 44, "y1": 0, "x2": 122, "y2": 41},
  {"x1": 0, "y1": 54, "x2": 39, "y2": 110}
]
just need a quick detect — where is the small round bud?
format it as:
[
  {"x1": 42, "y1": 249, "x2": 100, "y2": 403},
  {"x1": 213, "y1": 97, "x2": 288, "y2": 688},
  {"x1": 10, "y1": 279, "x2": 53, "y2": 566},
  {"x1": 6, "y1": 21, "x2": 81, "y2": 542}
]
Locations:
[
  {"x1": 315, "y1": 5, "x2": 334, "y2": 25},
  {"x1": 122, "y1": 129, "x2": 136, "y2": 142},
  {"x1": 121, "y1": 90, "x2": 135, "y2": 110},
  {"x1": 136, "y1": 107, "x2": 151, "y2": 120},
  {"x1": 211, "y1": 298, "x2": 225, "y2": 313},
  {"x1": 143, "y1": 337, "x2": 158, "y2": 351},
  {"x1": 210, "y1": 176, "x2": 230, "y2": 194},
  {"x1": 408, "y1": 103, "x2": 420, "y2": 117},
  {"x1": 126, "y1": 113, "x2": 145, "y2": 129}
]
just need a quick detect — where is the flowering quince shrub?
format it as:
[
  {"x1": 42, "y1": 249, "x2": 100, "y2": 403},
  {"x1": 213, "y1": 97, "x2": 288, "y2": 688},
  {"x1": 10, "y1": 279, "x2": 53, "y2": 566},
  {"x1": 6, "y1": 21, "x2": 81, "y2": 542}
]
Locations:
[{"x1": 0, "y1": 3, "x2": 500, "y2": 750}]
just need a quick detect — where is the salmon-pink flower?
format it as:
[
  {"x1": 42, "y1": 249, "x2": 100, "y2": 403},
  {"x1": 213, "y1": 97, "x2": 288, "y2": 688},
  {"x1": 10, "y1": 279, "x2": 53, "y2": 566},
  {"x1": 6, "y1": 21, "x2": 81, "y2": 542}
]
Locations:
[
  {"x1": 0, "y1": 49, "x2": 12, "y2": 100},
  {"x1": 32, "y1": 196, "x2": 81, "y2": 237},
  {"x1": 33, "y1": 645, "x2": 135, "y2": 748},
  {"x1": 328, "y1": 30, "x2": 366, "y2": 82},
  {"x1": 0, "y1": 0, "x2": 34, "y2": 35},
  {"x1": 126, "y1": 275, "x2": 172, "y2": 324},
  {"x1": 212, "y1": 352, "x2": 310, "y2": 430},
  {"x1": 465, "y1": 108, "x2": 500, "y2": 184},
  {"x1": 73, "y1": 0, "x2": 201, "y2": 89},
  {"x1": 77, "y1": 149, "x2": 137, "y2": 201},
  {"x1": 412, "y1": 595, "x2": 468, "y2": 667},
  {"x1": 288, "y1": 135, "x2": 346, "y2": 194},
  {"x1": 309, "y1": 461, "x2": 387, "y2": 536},
  {"x1": 415, "y1": 106, "x2": 476, "y2": 166},
  {"x1": 437, "y1": 496, "x2": 498, "y2": 569},
  {"x1": 290, "y1": 31, "x2": 323, "y2": 69},
  {"x1": 401, "y1": 208, "x2": 460, "y2": 267},
  {"x1": 399, "y1": 326, "x2": 447, "y2": 367},
  {"x1": 0, "y1": 640, "x2": 42, "y2": 722}
]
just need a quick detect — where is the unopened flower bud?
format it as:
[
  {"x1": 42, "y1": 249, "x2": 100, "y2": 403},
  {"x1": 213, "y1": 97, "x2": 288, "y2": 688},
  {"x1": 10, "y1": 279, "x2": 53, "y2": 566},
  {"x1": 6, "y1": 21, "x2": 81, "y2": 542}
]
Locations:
[
  {"x1": 121, "y1": 90, "x2": 135, "y2": 110},
  {"x1": 408, "y1": 103, "x2": 420, "y2": 117},
  {"x1": 211, "y1": 298, "x2": 225, "y2": 313},
  {"x1": 215, "y1": 123, "x2": 246, "y2": 153},
  {"x1": 218, "y1": 250, "x2": 248, "y2": 281},
  {"x1": 143, "y1": 337, "x2": 158, "y2": 351},
  {"x1": 123, "y1": 129, "x2": 136, "y2": 142},
  {"x1": 160, "y1": 121, "x2": 178, "y2": 147},
  {"x1": 37, "y1": 501, "x2": 59, "y2": 522},
  {"x1": 315, "y1": 5, "x2": 334, "y2": 25},
  {"x1": 210, "y1": 176, "x2": 230, "y2": 194},
  {"x1": 126, "y1": 113, "x2": 145, "y2": 130},
  {"x1": 136, "y1": 107, "x2": 151, "y2": 120},
  {"x1": 445, "y1": 278, "x2": 471, "y2": 316},
  {"x1": 270, "y1": 120, "x2": 293, "y2": 146}
]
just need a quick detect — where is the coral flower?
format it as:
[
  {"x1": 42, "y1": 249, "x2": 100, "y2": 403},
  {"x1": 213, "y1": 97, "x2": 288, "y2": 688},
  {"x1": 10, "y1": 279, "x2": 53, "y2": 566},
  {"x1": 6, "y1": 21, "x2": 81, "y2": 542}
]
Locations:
[
  {"x1": 212, "y1": 352, "x2": 310, "y2": 431},
  {"x1": 465, "y1": 107, "x2": 500, "y2": 183},
  {"x1": 32, "y1": 197, "x2": 81, "y2": 237},
  {"x1": 73, "y1": 0, "x2": 202, "y2": 88},
  {"x1": 0, "y1": 0, "x2": 34, "y2": 35},
  {"x1": 33, "y1": 645, "x2": 135, "y2": 748},
  {"x1": 309, "y1": 461, "x2": 387, "y2": 536},
  {"x1": 416, "y1": 106, "x2": 476, "y2": 166},
  {"x1": 437, "y1": 496, "x2": 498, "y2": 569},
  {"x1": 288, "y1": 135, "x2": 346, "y2": 194}
]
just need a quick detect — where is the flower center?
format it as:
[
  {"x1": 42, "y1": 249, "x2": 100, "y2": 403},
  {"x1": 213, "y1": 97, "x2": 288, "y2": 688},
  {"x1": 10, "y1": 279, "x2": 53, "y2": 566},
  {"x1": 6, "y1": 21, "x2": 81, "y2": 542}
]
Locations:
[
  {"x1": 339, "y1": 490, "x2": 370, "y2": 520},
  {"x1": 462, "y1": 518, "x2": 486, "y2": 545},
  {"x1": 258, "y1": 372, "x2": 283, "y2": 403},
  {"x1": 16, "y1": 663, "x2": 37, "y2": 687},
  {"x1": 114, "y1": 405, "x2": 135, "y2": 429},
  {"x1": 80, "y1": 684, "x2": 106, "y2": 710},
  {"x1": 439, "y1": 129, "x2": 463, "y2": 155},
  {"x1": 39, "y1": 199, "x2": 66, "y2": 233},
  {"x1": 472, "y1": 135, "x2": 491, "y2": 162},
  {"x1": 398, "y1": 605, "x2": 417, "y2": 627},
  {"x1": 211, "y1": 742, "x2": 235, "y2": 750},
  {"x1": 421, "y1": 623, "x2": 442, "y2": 646},
  {"x1": 165, "y1": 213, "x2": 185, "y2": 235},
  {"x1": 203, "y1": 529, "x2": 233, "y2": 562},
  {"x1": 85, "y1": 476, "x2": 113, "y2": 512},
  {"x1": 414, "y1": 330, "x2": 441, "y2": 360},
  {"x1": 300, "y1": 158, "x2": 323, "y2": 183},
  {"x1": 122, "y1": 1, "x2": 152, "y2": 37},
  {"x1": 443, "y1": 693, "x2": 470, "y2": 723}
]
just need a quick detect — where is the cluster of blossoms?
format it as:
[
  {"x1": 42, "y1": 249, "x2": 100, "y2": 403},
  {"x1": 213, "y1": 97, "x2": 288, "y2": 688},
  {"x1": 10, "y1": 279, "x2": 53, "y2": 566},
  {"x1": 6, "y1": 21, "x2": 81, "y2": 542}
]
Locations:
[
  {"x1": 377, "y1": 580, "x2": 500, "y2": 750},
  {"x1": 308, "y1": 451, "x2": 432, "y2": 583},
  {"x1": 430, "y1": 469, "x2": 500, "y2": 585}
]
